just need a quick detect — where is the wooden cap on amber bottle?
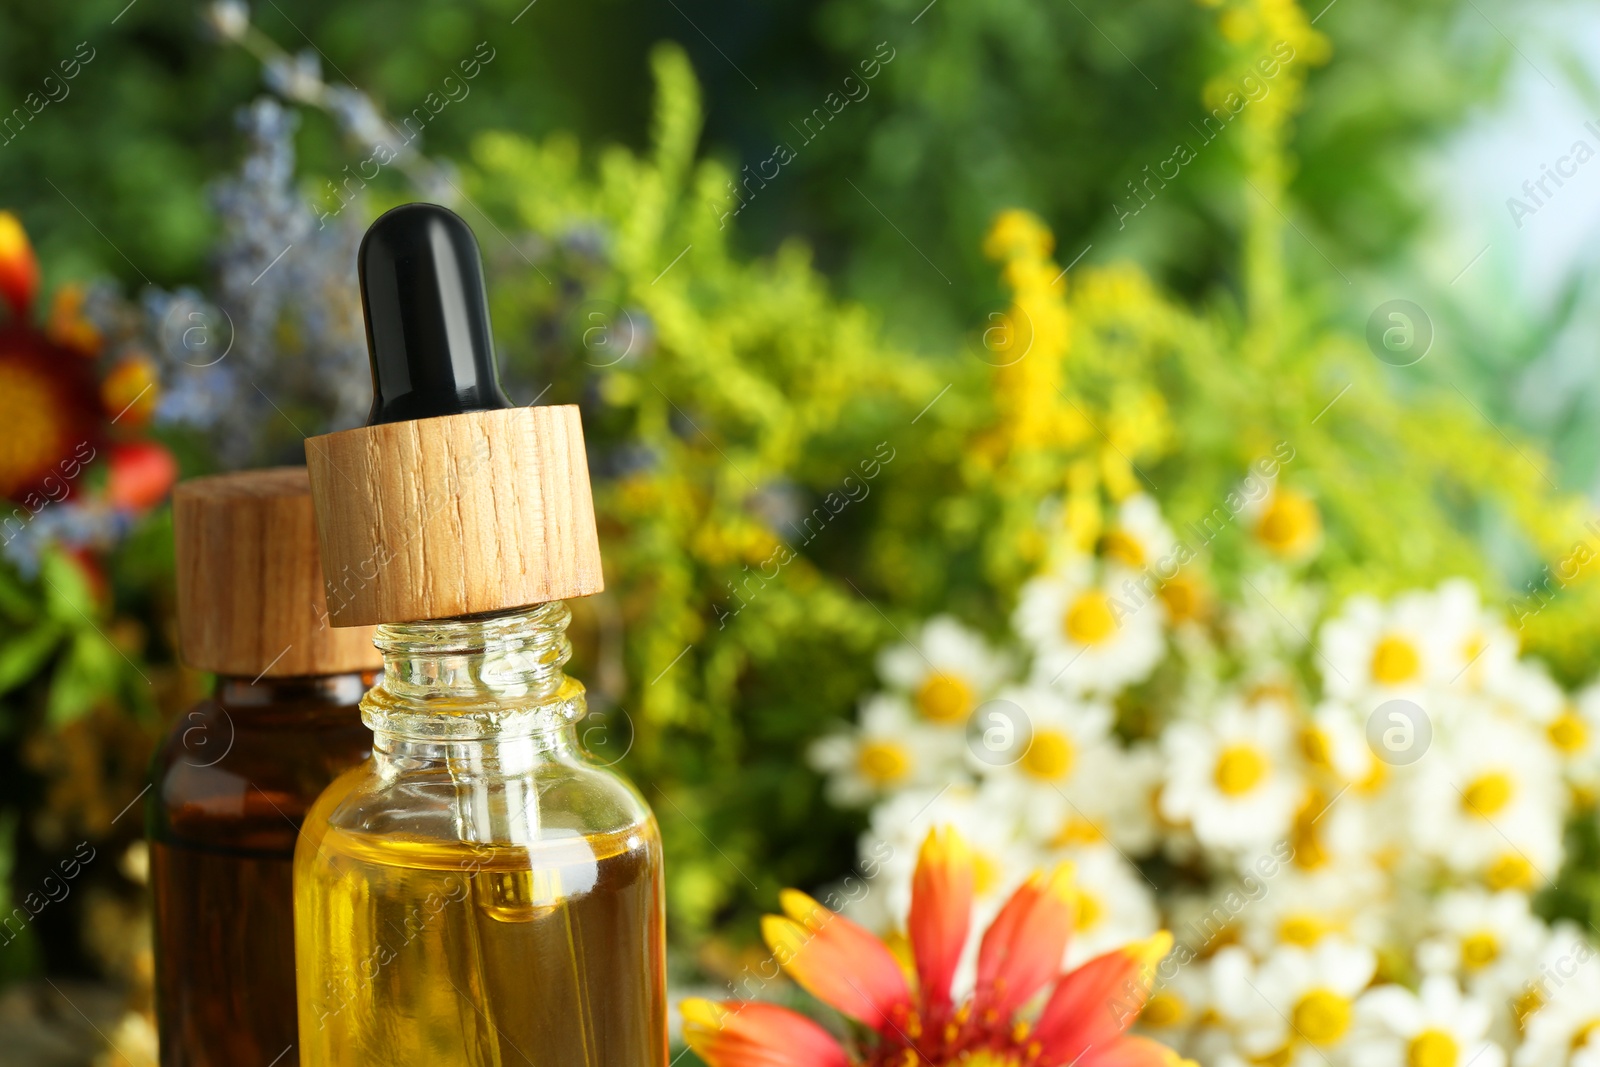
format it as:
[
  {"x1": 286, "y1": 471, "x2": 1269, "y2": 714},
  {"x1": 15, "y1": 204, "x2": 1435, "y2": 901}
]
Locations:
[
  {"x1": 174, "y1": 467, "x2": 383, "y2": 676},
  {"x1": 304, "y1": 203, "x2": 604, "y2": 628}
]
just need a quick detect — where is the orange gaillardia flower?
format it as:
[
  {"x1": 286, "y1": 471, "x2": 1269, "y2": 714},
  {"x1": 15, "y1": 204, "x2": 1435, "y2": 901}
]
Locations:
[
  {"x1": 0, "y1": 213, "x2": 108, "y2": 502},
  {"x1": 683, "y1": 827, "x2": 1191, "y2": 1067}
]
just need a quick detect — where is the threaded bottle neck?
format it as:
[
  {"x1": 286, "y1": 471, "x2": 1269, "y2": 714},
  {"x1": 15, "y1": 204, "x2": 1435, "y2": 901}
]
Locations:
[{"x1": 362, "y1": 601, "x2": 586, "y2": 743}]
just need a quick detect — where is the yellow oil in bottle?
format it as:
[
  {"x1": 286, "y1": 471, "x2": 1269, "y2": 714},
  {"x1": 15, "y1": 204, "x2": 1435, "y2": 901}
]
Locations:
[{"x1": 294, "y1": 817, "x2": 666, "y2": 1067}]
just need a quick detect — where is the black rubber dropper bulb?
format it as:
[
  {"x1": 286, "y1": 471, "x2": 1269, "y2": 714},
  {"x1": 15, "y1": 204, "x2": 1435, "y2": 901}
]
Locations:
[{"x1": 358, "y1": 202, "x2": 513, "y2": 425}]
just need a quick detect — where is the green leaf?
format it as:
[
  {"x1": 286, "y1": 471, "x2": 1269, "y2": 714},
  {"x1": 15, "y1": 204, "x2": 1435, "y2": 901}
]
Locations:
[
  {"x1": 0, "y1": 566, "x2": 39, "y2": 624},
  {"x1": 0, "y1": 623, "x2": 64, "y2": 697},
  {"x1": 39, "y1": 552, "x2": 97, "y2": 627},
  {"x1": 47, "y1": 631, "x2": 120, "y2": 725}
]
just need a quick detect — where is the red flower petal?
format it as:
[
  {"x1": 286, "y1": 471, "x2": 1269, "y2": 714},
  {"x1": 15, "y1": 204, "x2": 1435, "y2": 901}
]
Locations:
[
  {"x1": 0, "y1": 212, "x2": 39, "y2": 321},
  {"x1": 681, "y1": 999, "x2": 852, "y2": 1067},
  {"x1": 1033, "y1": 933, "x2": 1173, "y2": 1063},
  {"x1": 762, "y1": 889, "x2": 913, "y2": 1035},
  {"x1": 107, "y1": 441, "x2": 178, "y2": 511},
  {"x1": 909, "y1": 825, "x2": 974, "y2": 1014},
  {"x1": 975, "y1": 862, "x2": 1075, "y2": 1021}
]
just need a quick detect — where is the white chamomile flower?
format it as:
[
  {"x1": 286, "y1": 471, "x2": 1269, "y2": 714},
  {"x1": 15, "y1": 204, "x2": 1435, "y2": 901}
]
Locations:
[
  {"x1": 1160, "y1": 694, "x2": 1303, "y2": 853},
  {"x1": 970, "y1": 683, "x2": 1113, "y2": 785},
  {"x1": 1409, "y1": 707, "x2": 1563, "y2": 885},
  {"x1": 1578, "y1": 1035, "x2": 1600, "y2": 1067},
  {"x1": 1245, "y1": 482, "x2": 1323, "y2": 562},
  {"x1": 1416, "y1": 889, "x2": 1550, "y2": 1006},
  {"x1": 1035, "y1": 740, "x2": 1164, "y2": 856},
  {"x1": 972, "y1": 685, "x2": 1139, "y2": 844},
  {"x1": 1099, "y1": 493, "x2": 1178, "y2": 573},
  {"x1": 876, "y1": 615, "x2": 1010, "y2": 727},
  {"x1": 1240, "y1": 862, "x2": 1389, "y2": 956},
  {"x1": 1537, "y1": 680, "x2": 1600, "y2": 791},
  {"x1": 1320, "y1": 590, "x2": 1454, "y2": 703},
  {"x1": 1349, "y1": 975, "x2": 1506, "y2": 1067},
  {"x1": 1014, "y1": 558, "x2": 1166, "y2": 696},
  {"x1": 1433, "y1": 578, "x2": 1521, "y2": 695},
  {"x1": 1483, "y1": 659, "x2": 1565, "y2": 727},
  {"x1": 1514, "y1": 925, "x2": 1600, "y2": 1067},
  {"x1": 1055, "y1": 843, "x2": 1160, "y2": 966},
  {"x1": 807, "y1": 694, "x2": 963, "y2": 808},
  {"x1": 1302, "y1": 700, "x2": 1378, "y2": 783},
  {"x1": 1212, "y1": 938, "x2": 1377, "y2": 1064}
]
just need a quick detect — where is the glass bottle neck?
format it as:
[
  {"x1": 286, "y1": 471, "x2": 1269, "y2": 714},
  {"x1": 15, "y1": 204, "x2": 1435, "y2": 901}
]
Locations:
[{"x1": 362, "y1": 600, "x2": 586, "y2": 749}]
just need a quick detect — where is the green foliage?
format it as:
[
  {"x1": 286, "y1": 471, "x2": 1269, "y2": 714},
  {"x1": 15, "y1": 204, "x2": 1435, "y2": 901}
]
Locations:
[
  {"x1": 464, "y1": 43, "x2": 944, "y2": 938},
  {"x1": 0, "y1": 0, "x2": 1521, "y2": 317}
]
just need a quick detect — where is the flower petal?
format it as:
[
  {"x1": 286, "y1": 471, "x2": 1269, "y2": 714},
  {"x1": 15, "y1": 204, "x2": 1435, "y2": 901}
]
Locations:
[
  {"x1": 681, "y1": 999, "x2": 852, "y2": 1067},
  {"x1": 1033, "y1": 932, "x2": 1173, "y2": 1062},
  {"x1": 0, "y1": 212, "x2": 39, "y2": 320},
  {"x1": 909, "y1": 825, "x2": 974, "y2": 1012},
  {"x1": 108, "y1": 442, "x2": 178, "y2": 511},
  {"x1": 1079, "y1": 1034, "x2": 1196, "y2": 1067},
  {"x1": 763, "y1": 890, "x2": 913, "y2": 1033},
  {"x1": 975, "y1": 862, "x2": 1075, "y2": 1020}
]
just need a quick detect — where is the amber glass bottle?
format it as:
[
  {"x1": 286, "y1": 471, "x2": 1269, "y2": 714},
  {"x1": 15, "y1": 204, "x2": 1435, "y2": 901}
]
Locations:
[{"x1": 150, "y1": 468, "x2": 381, "y2": 1067}]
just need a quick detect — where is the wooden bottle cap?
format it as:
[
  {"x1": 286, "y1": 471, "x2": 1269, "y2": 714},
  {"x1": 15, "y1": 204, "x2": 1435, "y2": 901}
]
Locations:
[
  {"x1": 174, "y1": 467, "x2": 382, "y2": 677},
  {"x1": 303, "y1": 404, "x2": 605, "y2": 628}
]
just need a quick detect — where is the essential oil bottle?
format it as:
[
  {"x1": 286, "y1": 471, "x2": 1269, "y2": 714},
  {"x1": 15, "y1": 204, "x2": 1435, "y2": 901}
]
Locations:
[
  {"x1": 150, "y1": 467, "x2": 382, "y2": 1066},
  {"x1": 295, "y1": 203, "x2": 666, "y2": 1066}
]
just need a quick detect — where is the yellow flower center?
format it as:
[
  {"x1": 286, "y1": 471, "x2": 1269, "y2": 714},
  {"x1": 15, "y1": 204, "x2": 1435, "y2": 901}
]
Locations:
[
  {"x1": 1407, "y1": 1029, "x2": 1459, "y2": 1067},
  {"x1": 0, "y1": 360, "x2": 69, "y2": 498},
  {"x1": 1571, "y1": 1021, "x2": 1600, "y2": 1053},
  {"x1": 1158, "y1": 573, "x2": 1203, "y2": 622},
  {"x1": 1292, "y1": 989, "x2": 1353, "y2": 1047},
  {"x1": 1141, "y1": 991, "x2": 1188, "y2": 1029},
  {"x1": 1214, "y1": 744, "x2": 1268, "y2": 796},
  {"x1": 914, "y1": 672, "x2": 974, "y2": 724},
  {"x1": 1461, "y1": 772, "x2": 1514, "y2": 818},
  {"x1": 856, "y1": 741, "x2": 911, "y2": 786},
  {"x1": 1548, "y1": 711, "x2": 1589, "y2": 755},
  {"x1": 1370, "y1": 635, "x2": 1421, "y2": 686},
  {"x1": 1290, "y1": 794, "x2": 1330, "y2": 871},
  {"x1": 1511, "y1": 988, "x2": 1543, "y2": 1029},
  {"x1": 1050, "y1": 815, "x2": 1105, "y2": 848},
  {"x1": 1460, "y1": 931, "x2": 1499, "y2": 970},
  {"x1": 1063, "y1": 590, "x2": 1118, "y2": 645},
  {"x1": 1021, "y1": 728, "x2": 1076, "y2": 781},
  {"x1": 1073, "y1": 889, "x2": 1103, "y2": 932},
  {"x1": 1255, "y1": 490, "x2": 1320, "y2": 557},
  {"x1": 954, "y1": 1054, "x2": 1023, "y2": 1067},
  {"x1": 1279, "y1": 913, "x2": 1331, "y2": 947},
  {"x1": 1485, "y1": 853, "x2": 1535, "y2": 891},
  {"x1": 1100, "y1": 528, "x2": 1146, "y2": 568},
  {"x1": 1300, "y1": 726, "x2": 1333, "y2": 769}
]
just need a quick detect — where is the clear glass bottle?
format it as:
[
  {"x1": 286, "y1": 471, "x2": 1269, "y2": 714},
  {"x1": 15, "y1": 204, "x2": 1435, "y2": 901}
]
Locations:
[
  {"x1": 293, "y1": 601, "x2": 666, "y2": 1067},
  {"x1": 148, "y1": 671, "x2": 373, "y2": 1067}
]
